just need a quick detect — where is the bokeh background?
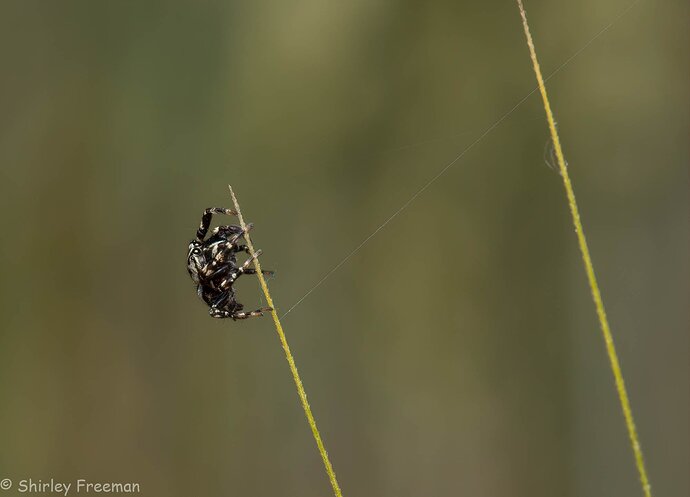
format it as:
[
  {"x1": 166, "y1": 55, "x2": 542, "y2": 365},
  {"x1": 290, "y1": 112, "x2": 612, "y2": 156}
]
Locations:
[{"x1": 0, "y1": 1, "x2": 687, "y2": 496}]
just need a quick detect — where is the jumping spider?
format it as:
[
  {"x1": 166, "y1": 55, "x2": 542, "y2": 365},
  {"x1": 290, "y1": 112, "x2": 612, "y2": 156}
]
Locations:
[{"x1": 187, "y1": 207, "x2": 273, "y2": 320}]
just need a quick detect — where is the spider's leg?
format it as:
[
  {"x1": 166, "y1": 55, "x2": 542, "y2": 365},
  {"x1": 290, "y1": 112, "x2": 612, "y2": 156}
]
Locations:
[
  {"x1": 234, "y1": 244, "x2": 251, "y2": 255},
  {"x1": 197, "y1": 256, "x2": 227, "y2": 280},
  {"x1": 196, "y1": 207, "x2": 239, "y2": 241},
  {"x1": 207, "y1": 261, "x2": 235, "y2": 282},
  {"x1": 190, "y1": 248, "x2": 220, "y2": 282},
  {"x1": 205, "y1": 251, "x2": 255, "y2": 284},
  {"x1": 210, "y1": 308, "x2": 233, "y2": 319},
  {"x1": 208, "y1": 292, "x2": 234, "y2": 319},
  {"x1": 217, "y1": 274, "x2": 235, "y2": 291},
  {"x1": 226, "y1": 223, "x2": 253, "y2": 248},
  {"x1": 204, "y1": 240, "x2": 237, "y2": 276},
  {"x1": 231, "y1": 307, "x2": 273, "y2": 320},
  {"x1": 215, "y1": 250, "x2": 267, "y2": 290},
  {"x1": 201, "y1": 238, "x2": 245, "y2": 281},
  {"x1": 238, "y1": 249, "x2": 263, "y2": 274},
  {"x1": 205, "y1": 225, "x2": 253, "y2": 266}
]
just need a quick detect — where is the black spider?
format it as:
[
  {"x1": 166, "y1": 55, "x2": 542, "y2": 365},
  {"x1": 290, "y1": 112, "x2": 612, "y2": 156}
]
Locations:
[{"x1": 187, "y1": 207, "x2": 273, "y2": 320}]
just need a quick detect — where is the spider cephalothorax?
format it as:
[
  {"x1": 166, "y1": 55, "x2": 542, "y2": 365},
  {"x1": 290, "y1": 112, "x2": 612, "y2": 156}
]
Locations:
[{"x1": 187, "y1": 207, "x2": 273, "y2": 320}]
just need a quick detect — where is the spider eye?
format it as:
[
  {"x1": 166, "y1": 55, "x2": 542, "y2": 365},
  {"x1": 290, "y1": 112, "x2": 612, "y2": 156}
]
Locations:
[{"x1": 192, "y1": 248, "x2": 201, "y2": 255}]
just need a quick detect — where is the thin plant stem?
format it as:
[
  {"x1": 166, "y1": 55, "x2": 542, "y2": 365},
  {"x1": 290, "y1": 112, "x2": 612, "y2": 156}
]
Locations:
[
  {"x1": 228, "y1": 185, "x2": 344, "y2": 497},
  {"x1": 514, "y1": 2, "x2": 652, "y2": 496}
]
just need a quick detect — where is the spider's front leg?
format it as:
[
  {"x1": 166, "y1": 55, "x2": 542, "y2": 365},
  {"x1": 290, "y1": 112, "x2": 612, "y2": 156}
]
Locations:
[
  {"x1": 207, "y1": 290, "x2": 271, "y2": 320},
  {"x1": 197, "y1": 226, "x2": 250, "y2": 279},
  {"x1": 218, "y1": 249, "x2": 274, "y2": 289},
  {"x1": 204, "y1": 239, "x2": 267, "y2": 282},
  {"x1": 219, "y1": 223, "x2": 254, "y2": 256},
  {"x1": 196, "y1": 207, "x2": 238, "y2": 241},
  {"x1": 239, "y1": 249, "x2": 263, "y2": 273},
  {"x1": 231, "y1": 307, "x2": 273, "y2": 320},
  {"x1": 207, "y1": 291, "x2": 234, "y2": 319},
  {"x1": 209, "y1": 307, "x2": 272, "y2": 319},
  {"x1": 203, "y1": 225, "x2": 254, "y2": 271},
  {"x1": 209, "y1": 308, "x2": 234, "y2": 319}
]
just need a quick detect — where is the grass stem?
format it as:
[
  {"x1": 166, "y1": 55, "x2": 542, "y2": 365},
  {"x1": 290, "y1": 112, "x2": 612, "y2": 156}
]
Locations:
[
  {"x1": 514, "y1": 3, "x2": 652, "y2": 496},
  {"x1": 228, "y1": 185, "x2": 344, "y2": 497}
]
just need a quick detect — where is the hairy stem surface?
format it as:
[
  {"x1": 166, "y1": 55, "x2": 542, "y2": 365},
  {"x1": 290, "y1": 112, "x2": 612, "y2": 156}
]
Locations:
[{"x1": 514, "y1": 2, "x2": 652, "y2": 496}]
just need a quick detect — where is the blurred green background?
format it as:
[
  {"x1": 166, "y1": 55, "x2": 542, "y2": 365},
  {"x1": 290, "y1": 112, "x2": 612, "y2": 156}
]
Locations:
[{"x1": 0, "y1": 1, "x2": 687, "y2": 496}]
